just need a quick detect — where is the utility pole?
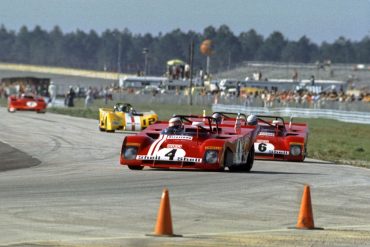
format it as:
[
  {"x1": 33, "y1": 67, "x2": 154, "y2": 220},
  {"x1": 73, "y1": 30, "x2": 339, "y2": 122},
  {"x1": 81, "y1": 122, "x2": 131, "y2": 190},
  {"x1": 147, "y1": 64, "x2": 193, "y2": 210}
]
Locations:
[
  {"x1": 116, "y1": 31, "x2": 122, "y2": 87},
  {"x1": 142, "y1": 48, "x2": 149, "y2": 76},
  {"x1": 188, "y1": 40, "x2": 194, "y2": 105},
  {"x1": 117, "y1": 33, "x2": 122, "y2": 74}
]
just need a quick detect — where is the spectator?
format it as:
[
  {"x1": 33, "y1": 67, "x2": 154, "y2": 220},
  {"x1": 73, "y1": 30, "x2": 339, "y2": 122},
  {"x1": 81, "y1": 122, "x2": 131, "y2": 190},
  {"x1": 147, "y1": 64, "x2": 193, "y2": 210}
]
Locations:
[
  {"x1": 236, "y1": 82, "x2": 241, "y2": 97},
  {"x1": 48, "y1": 81, "x2": 57, "y2": 106},
  {"x1": 65, "y1": 86, "x2": 75, "y2": 107},
  {"x1": 85, "y1": 86, "x2": 93, "y2": 108},
  {"x1": 103, "y1": 86, "x2": 109, "y2": 105}
]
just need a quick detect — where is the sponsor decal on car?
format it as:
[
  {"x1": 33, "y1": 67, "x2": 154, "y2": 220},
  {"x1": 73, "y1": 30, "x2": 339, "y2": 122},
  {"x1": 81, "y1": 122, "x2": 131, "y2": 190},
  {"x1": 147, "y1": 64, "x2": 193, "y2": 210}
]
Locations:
[
  {"x1": 139, "y1": 145, "x2": 202, "y2": 163},
  {"x1": 254, "y1": 142, "x2": 289, "y2": 155},
  {"x1": 167, "y1": 144, "x2": 182, "y2": 149},
  {"x1": 258, "y1": 132, "x2": 275, "y2": 137},
  {"x1": 167, "y1": 135, "x2": 193, "y2": 140}
]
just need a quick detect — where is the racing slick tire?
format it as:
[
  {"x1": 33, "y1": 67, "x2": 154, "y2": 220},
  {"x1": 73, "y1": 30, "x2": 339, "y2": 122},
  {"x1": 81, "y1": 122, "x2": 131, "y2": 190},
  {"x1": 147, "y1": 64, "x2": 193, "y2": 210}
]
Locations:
[
  {"x1": 8, "y1": 108, "x2": 16, "y2": 113},
  {"x1": 128, "y1": 165, "x2": 144, "y2": 170},
  {"x1": 241, "y1": 146, "x2": 254, "y2": 172},
  {"x1": 224, "y1": 149, "x2": 239, "y2": 172}
]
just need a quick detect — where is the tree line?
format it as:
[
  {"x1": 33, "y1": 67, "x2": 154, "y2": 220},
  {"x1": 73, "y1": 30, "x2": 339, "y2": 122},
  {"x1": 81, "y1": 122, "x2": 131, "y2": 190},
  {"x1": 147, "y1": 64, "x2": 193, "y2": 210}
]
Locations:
[{"x1": 0, "y1": 24, "x2": 369, "y2": 75}]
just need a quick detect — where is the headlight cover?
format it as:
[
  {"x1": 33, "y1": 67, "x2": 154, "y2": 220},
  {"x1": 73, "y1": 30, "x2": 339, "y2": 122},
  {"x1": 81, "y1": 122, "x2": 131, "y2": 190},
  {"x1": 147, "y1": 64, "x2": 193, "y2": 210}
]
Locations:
[
  {"x1": 123, "y1": 146, "x2": 138, "y2": 160},
  {"x1": 205, "y1": 150, "x2": 218, "y2": 164},
  {"x1": 290, "y1": 145, "x2": 301, "y2": 156}
]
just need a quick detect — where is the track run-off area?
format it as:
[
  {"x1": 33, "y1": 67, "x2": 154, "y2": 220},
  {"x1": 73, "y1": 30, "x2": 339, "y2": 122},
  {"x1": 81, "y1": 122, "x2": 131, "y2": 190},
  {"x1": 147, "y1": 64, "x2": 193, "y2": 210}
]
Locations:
[{"x1": 1, "y1": 107, "x2": 370, "y2": 246}]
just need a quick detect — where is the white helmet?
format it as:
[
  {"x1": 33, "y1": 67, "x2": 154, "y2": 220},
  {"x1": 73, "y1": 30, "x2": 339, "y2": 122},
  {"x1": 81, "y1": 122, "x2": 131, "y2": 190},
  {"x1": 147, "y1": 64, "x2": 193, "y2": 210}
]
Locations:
[
  {"x1": 272, "y1": 119, "x2": 283, "y2": 126},
  {"x1": 212, "y1": 113, "x2": 222, "y2": 124},
  {"x1": 169, "y1": 117, "x2": 182, "y2": 128},
  {"x1": 247, "y1": 115, "x2": 258, "y2": 125}
]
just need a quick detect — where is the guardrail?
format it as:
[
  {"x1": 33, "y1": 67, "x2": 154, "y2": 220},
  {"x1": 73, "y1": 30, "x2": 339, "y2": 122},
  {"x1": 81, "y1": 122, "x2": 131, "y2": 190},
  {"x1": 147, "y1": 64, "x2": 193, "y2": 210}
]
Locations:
[{"x1": 212, "y1": 104, "x2": 370, "y2": 125}]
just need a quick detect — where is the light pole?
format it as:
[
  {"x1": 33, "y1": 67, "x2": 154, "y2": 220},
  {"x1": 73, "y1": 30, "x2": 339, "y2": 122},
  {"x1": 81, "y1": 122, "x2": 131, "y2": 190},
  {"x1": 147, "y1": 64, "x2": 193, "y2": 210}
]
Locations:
[
  {"x1": 142, "y1": 48, "x2": 149, "y2": 76},
  {"x1": 117, "y1": 34, "x2": 122, "y2": 74},
  {"x1": 113, "y1": 30, "x2": 122, "y2": 87},
  {"x1": 188, "y1": 40, "x2": 194, "y2": 105}
]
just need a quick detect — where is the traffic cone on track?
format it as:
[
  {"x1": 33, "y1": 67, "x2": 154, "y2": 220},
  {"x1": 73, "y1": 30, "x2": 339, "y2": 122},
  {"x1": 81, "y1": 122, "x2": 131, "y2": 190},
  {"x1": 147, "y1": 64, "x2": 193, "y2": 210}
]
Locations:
[
  {"x1": 147, "y1": 188, "x2": 181, "y2": 237},
  {"x1": 296, "y1": 185, "x2": 316, "y2": 229}
]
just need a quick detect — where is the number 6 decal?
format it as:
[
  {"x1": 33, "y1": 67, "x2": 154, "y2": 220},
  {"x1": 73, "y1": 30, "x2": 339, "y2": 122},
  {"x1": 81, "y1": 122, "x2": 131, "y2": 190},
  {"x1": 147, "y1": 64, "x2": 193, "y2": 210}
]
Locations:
[
  {"x1": 254, "y1": 142, "x2": 275, "y2": 154},
  {"x1": 258, "y1": 143, "x2": 267, "y2": 152}
]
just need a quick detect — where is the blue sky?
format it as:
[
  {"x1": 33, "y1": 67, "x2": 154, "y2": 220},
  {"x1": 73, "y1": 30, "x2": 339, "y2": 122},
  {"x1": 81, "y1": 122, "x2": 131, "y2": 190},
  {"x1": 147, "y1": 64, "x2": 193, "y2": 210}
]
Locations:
[{"x1": 0, "y1": 0, "x2": 369, "y2": 44}]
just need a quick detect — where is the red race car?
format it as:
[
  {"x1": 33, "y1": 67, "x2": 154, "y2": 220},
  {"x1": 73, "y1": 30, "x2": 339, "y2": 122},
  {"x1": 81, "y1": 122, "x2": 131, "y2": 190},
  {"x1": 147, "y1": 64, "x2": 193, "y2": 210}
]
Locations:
[
  {"x1": 120, "y1": 114, "x2": 259, "y2": 172},
  {"x1": 213, "y1": 112, "x2": 308, "y2": 162},
  {"x1": 8, "y1": 94, "x2": 47, "y2": 113},
  {"x1": 253, "y1": 115, "x2": 308, "y2": 162}
]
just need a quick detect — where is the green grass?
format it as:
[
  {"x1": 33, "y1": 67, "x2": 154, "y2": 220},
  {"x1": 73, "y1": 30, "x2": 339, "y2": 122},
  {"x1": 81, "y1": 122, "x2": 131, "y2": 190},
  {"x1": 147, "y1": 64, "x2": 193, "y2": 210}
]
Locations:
[
  {"x1": 45, "y1": 98, "x2": 213, "y2": 121},
  {"x1": 1, "y1": 97, "x2": 369, "y2": 167},
  {"x1": 297, "y1": 118, "x2": 370, "y2": 167}
]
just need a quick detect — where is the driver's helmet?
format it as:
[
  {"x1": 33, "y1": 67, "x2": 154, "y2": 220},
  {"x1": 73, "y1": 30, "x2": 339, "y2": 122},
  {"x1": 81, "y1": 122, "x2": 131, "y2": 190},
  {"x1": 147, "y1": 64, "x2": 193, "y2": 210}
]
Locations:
[
  {"x1": 212, "y1": 113, "x2": 222, "y2": 124},
  {"x1": 168, "y1": 117, "x2": 182, "y2": 129},
  {"x1": 247, "y1": 114, "x2": 258, "y2": 126},
  {"x1": 272, "y1": 119, "x2": 283, "y2": 126},
  {"x1": 115, "y1": 104, "x2": 126, "y2": 112}
]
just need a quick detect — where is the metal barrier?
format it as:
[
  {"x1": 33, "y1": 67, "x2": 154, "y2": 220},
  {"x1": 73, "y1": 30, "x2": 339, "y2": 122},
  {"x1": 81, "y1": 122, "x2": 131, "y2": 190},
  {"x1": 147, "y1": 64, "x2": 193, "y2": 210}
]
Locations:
[{"x1": 212, "y1": 104, "x2": 370, "y2": 125}]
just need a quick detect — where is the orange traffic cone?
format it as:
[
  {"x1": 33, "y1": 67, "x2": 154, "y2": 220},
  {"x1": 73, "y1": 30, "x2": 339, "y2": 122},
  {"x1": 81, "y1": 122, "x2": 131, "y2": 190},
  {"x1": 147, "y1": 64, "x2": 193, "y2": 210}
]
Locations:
[
  {"x1": 296, "y1": 185, "x2": 316, "y2": 229},
  {"x1": 148, "y1": 188, "x2": 181, "y2": 237}
]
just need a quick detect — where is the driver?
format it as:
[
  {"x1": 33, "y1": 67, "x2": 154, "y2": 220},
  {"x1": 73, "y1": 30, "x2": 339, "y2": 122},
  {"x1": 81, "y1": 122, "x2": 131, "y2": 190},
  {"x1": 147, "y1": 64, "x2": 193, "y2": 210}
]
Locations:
[
  {"x1": 212, "y1": 113, "x2": 223, "y2": 124},
  {"x1": 247, "y1": 114, "x2": 258, "y2": 126},
  {"x1": 161, "y1": 117, "x2": 183, "y2": 135},
  {"x1": 114, "y1": 104, "x2": 125, "y2": 112}
]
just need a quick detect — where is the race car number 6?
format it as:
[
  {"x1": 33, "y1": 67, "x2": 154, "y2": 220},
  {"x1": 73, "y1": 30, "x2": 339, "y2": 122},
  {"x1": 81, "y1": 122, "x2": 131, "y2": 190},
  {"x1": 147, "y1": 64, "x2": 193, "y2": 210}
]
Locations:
[
  {"x1": 254, "y1": 142, "x2": 275, "y2": 153},
  {"x1": 258, "y1": 143, "x2": 267, "y2": 152}
]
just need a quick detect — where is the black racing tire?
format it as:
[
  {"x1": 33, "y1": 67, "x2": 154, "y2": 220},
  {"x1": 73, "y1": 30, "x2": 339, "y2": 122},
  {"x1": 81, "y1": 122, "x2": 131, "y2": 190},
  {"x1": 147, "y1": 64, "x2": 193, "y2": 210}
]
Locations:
[
  {"x1": 128, "y1": 165, "x2": 144, "y2": 170},
  {"x1": 224, "y1": 149, "x2": 239, "y2": 172},
  {"x1": 241, "y1": 146, "x2": 254, "y2": 172}
]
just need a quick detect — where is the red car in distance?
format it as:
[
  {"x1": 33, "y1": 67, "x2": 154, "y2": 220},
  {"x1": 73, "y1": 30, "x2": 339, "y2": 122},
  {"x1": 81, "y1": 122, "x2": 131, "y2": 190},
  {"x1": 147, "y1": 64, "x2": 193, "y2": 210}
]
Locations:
[
  {"x1": 253, "y1": 115, "x2": 308, "y2": 162},
  {"x1": 120, "y1": 114, "x2": 259, "y2": 172},
  {"x1": 213, "y1": 112, "x2": 308, "y2": 162},
  {"x1": 8, "y1": 94, "x2": 47, "y2": 113}
]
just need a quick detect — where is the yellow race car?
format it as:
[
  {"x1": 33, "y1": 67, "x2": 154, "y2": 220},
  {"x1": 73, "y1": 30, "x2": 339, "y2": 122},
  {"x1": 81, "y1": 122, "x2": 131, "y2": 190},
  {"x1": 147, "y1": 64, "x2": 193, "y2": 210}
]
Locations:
[{"x1": 99, "y1": 103, "x2": 158, "y2": 132}]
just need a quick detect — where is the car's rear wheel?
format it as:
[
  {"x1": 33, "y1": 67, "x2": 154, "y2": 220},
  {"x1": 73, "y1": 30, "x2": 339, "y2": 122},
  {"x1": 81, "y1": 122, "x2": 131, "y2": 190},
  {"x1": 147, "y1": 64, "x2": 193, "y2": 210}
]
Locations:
[{"x1": 128, "y1": 165, "x2": 144, "y2": 170}]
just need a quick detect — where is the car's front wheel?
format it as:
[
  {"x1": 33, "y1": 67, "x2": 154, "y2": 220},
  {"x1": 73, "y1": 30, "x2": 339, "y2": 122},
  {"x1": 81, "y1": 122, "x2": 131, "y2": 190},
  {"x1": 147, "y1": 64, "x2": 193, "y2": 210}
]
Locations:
[
  {"x1": 241, "y1": 146, "x2": 254, "y2": 172},
  {"x1": 8, "y1": 108, "x2": 16, "y2": 113},
  {"x1": 128, "y1": 165, "x2": 144, "y2": 170}
]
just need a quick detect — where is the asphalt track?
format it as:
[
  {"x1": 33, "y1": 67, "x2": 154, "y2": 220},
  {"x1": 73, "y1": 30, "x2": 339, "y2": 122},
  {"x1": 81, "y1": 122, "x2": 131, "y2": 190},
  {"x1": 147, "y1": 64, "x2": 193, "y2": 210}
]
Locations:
[{"x1": 1, "y1": 107, "x2": 370, "y2": 246}]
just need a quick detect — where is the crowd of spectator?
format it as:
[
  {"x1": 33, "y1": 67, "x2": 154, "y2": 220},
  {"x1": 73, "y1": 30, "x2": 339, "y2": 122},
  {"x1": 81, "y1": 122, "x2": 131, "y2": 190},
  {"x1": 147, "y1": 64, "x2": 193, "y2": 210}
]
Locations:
[{"x1": 241, "y1": 89, "x2": 370, "y2": 109}]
